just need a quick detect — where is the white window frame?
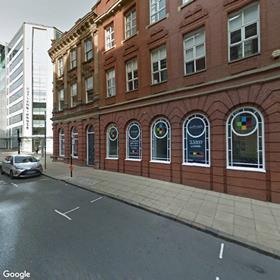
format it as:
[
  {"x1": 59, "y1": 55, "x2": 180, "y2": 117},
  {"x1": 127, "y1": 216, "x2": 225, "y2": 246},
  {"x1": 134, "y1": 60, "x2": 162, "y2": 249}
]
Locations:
[
  {"x1": 58, "y1": 89, "x2": 64, "y2": 111},
  {"x1": 150, "y1": 0, "x2": 166, "y2": 24},
  {"x1": 126, "y1": 122, "x2": 142, "y2": 161},
  {"x1": 126, "y1": 59, "x2": 138, "y2": 92},
  {"x1": 183, "y1": 113, "x2": 210, "y2": 167},
  {"x1": 70, "y1": 48, "x2": 77, "y2": 69},
  {"x1": 105, "y1": 24, "x2": 115, "y2": 51},
  {"x1": 84, "y1": 38, "x2": 93, "y2": 61},
  {"x1": 151, "y1": 46, "x2": 168, "y2": 84},
  {"x1": 228, "y1": 2, "x2": 260, "y2": 62},
  {"x1": 106, "y1": 125, "x2": 119, "y2": 159},
  {"x1": 125, "y1": 9, "x2": 137, "y2": 39},
  {"x1": 85, "y1": 76, "x2": 94, "y2": 103},
  {"x1": 70, "y1": 83, "x2": 78, "y2": 107},
  {"x1": 182, "y1": 0, "x2": 192, "y2": 4},
  {"x1": 150, "y1": 118, "x2": 171, "y2": 163},
  {"x1": 183, "y1": 29, "x2": 206, "y2": 75},
  {"x1": 59, "y1": 129, "x2": 65, "y2": 157},
  {"x1": 58, "y1": 57, "x2": 64, "y2": 77},
  {"x1": 106, "y1": 68, "x2": 116, "y2": 97},
  {"x1": 71, "y1": 128, "x2": 78, "y2": 159},
  {"x1": 226, "y1": 107, "x2": 265, "y2": 172}
]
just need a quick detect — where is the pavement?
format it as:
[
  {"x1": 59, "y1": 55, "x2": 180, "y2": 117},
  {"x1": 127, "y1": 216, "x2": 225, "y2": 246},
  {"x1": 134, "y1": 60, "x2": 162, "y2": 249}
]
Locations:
[
  {"x1": 1, "y1": 175, "x2": 279, "y2": 279},
  {"x1": 1, "y1": 151, "x2": 280, "y2": 258}
]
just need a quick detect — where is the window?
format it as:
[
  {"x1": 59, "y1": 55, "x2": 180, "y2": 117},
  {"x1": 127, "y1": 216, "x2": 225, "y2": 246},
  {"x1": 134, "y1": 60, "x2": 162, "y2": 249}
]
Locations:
[
  {"x1": 106, "y1": 125, "x2": 119, "y2": 159},
  {"x1": 227, "y1": 107, "x2": 264, "y2": 171},
  {"x1": 106, "y1": 68, "x2": 116, "y2": 97},
  {"x1": 59, "y1": 129, "x2": 65, "y2": 157},
  {"x1": 58, "y1": 57, "x2": 63, "y2": 77},
  {"x1": 228, "y1": 2, "x2": 260, "y2": 62},
  {"x1": 183, "y1": 114, "x2": 210, "y2": 166},
  {"x1": 151, "y1": 118, "x2": 171, "y2": 162},
  {"x1": 84, "y1": 38, "x2": 93, "y2": 61},
  {"x1": 184, "y1": 30, "x2": 206, "y2": 75},
  {"x1": 105, "y1": 24, "x2": 115, "y2": 51},
  {"x1": 126, "y1": 59, "x2": 138, "y2": 92},
  {"x1": 126, "y1": 122, "x2": 141, "y2": 160},
  {"x1": 150, "y1": 0, "x2": 166, "y2": 24},
  {"x1": 70, "y1": 83, "x2": 78, "y2": 107},
  {"x1": 71, "y1": 128, "x2": 78, "y2": 158},
  {"x1": 151, "y1": 46, "x2": 167, "y2": 84},
  {"x1": 58, "y1": 89, "x2": 64, "y2": 111},
  {"x1": 125, "y1": 9, "x2": 137, "y2": 39},
  {"x1": 182, "y1": 0, "x2": 192, "y2": 5},
  {"x1": 85, "y1": 77, "x2": 94, "y2": 103},
  {"x1": 70, "y1": 48, "x2": 77, "y2": 69}
]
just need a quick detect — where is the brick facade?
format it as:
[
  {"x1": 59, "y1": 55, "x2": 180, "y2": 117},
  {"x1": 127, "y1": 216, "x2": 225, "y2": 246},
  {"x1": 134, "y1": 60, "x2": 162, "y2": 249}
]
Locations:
[{"x1": 49, "y1": 0, "x2": 280, "y2": 202}]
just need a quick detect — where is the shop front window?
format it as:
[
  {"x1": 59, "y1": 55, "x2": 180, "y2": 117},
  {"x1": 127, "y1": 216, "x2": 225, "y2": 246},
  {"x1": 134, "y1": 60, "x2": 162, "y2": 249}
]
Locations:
[
  {"x1": 59, "y1": 129, "x2": 65, "y2": 157},
  {"x1": 107, "y1": 125, "x2": 119, "y2": 159},
  {"x1": 71, "y1": 128, "x2": 78, "y2": 158},
  {"x1": 126, "y1": 122, "x2": 141, "y2": 160},
  {"x1": 227, "y1": 107, "x2": 264, "y2": 171},
  {"x1": 183, "y1": 114, "x2": 210, "y2": 166},
  {"x1": 151, "y1": 119, "x2": 171, "y2": 162}
]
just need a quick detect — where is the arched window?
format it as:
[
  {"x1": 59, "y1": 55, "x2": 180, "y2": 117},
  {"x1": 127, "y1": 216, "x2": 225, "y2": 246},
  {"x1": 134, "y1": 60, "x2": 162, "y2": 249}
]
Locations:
[
  {"x1": 126, "y1": 122, "x2": 142, "y2": 160},
  {"x1": 227, "y1": 107, "x2": 265, "y2": 170},
  {"x1": 107, "y1": 125, "x2": 119, "y2": 159},
  {"x1": 59, "y1": 129, "x2": 65, "y2": 157},
  {"x1": 183, "y1": 114, "x2": 210, "y2": 166},
  {"x1": 151, "y1": 118, "x2": 171, "y2": 162},
  {"x1": 87, "y1": 126, "x2": 94, "y2": 134},
  {"x1": 71, "y1": 127, "x2": 78, "y2": 158}
]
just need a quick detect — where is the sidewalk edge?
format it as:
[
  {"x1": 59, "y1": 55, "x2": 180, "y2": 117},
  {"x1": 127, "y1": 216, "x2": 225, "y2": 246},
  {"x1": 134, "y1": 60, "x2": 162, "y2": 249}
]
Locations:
[{"x1": 43, "y1": 173, "x2": 280, "y2": 260}]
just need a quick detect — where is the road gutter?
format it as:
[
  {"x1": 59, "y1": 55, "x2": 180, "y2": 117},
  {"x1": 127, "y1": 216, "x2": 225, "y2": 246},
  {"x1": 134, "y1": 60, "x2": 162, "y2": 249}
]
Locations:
[{"x1": 43, "y1": 173, "x2": 280, "y2": 260}]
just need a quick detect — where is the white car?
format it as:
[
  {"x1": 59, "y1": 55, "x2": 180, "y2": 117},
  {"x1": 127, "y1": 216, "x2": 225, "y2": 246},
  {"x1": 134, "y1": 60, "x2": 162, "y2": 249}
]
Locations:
[{"x1": 1, "y1": 155, "x2": 43, "y2": 178}]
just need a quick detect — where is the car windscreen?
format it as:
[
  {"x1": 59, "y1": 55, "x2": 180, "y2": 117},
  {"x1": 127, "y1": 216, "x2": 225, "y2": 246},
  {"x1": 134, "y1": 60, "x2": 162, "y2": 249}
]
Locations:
[{"x1": 14, "y1": 156, "x2": 38, "y2": 163}]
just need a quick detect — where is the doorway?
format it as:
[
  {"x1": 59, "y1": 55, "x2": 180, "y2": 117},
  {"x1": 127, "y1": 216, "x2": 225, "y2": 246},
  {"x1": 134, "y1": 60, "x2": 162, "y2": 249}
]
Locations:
[{"x1": 87, "y1": 126, "x2": 95, "y2": 166}]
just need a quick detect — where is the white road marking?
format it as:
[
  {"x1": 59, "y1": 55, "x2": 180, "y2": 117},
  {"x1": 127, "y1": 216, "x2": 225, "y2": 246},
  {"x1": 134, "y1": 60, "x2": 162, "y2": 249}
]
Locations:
[
  {"x1": 11, "y1": 183, "x2": 18, "y2": 188},
  {"x1": 54, "y1": 209, "x2": 72, "y2": 221},
  {"x1": 219, "y1": 243, "x2": 225, "y2": 259},
  {"x1": 90, "y1": 197, "x2": 103, "y2": 203},
  {"x1": 216, "y1": 277, "x2": 220, "y2": 280},
  {"x1": 64, "y1": 206, "x2": 80, "y2": 215},
  {"x1": 54, "y1": 206, "x2": 80, "y2": 221}
]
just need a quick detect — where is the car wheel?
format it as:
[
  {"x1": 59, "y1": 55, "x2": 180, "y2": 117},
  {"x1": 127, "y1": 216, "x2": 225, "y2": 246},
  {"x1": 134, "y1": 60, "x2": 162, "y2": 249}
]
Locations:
[{"x1": 10, "y1": 170, "x2": 14, "y2": 179}]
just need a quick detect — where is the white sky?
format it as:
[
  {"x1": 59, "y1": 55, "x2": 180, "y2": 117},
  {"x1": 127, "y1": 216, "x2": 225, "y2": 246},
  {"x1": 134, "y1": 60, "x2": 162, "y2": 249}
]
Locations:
[{"x1": 0, "y1": 0, "x2": 97, "y2": 43}]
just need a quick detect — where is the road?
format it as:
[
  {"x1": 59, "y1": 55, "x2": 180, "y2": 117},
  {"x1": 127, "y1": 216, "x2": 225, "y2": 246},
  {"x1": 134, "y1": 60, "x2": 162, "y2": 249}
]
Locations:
[{"x1": 0, "y1": 174, "x2": 279, "y2": 280}]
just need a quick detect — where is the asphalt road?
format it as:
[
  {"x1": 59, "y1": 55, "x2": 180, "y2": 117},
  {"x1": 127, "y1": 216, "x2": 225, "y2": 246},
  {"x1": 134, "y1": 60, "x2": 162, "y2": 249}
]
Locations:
[{"x1": 0, "y1": 174, "x2": 279, "y2": 280}]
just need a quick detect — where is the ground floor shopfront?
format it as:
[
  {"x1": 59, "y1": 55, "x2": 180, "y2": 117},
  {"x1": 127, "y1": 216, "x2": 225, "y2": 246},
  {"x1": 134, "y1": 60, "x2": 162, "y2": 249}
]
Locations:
[{"x1": 53, "y1": 78, "x2": 280, "y2": 203}]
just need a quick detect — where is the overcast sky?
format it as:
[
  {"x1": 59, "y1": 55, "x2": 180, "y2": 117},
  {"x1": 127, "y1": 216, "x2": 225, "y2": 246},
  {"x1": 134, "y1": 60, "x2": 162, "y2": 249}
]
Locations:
[{"x1": 0, "y1": 0, "x2": 97, "y2": 43}]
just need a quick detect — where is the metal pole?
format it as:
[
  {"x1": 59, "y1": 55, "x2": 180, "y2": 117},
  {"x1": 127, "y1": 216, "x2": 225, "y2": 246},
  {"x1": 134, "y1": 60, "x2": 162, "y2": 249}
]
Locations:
[
  {"x1": 17, "y1": 129, "x2": 20, "y2": 155},
  {"x1": 70, "y1": 156, "x2": 73, "y2": 177},
  {"x1": 44, "y1": 111, "x2": 47, "y2": 170}
]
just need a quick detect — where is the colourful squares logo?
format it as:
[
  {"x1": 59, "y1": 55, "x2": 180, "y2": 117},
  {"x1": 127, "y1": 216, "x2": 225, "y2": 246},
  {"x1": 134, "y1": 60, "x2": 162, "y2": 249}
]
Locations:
[{"x1": 234, "y1": 113, "x2": 256, "y2": 134}]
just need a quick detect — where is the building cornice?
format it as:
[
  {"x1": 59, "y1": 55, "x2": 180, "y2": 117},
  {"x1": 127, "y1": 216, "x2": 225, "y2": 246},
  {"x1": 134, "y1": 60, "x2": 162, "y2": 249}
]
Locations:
[
  {"x1": 49, "y1": 10, "x2": 97, "y2": 60},
  {"x1": 95, "y1": 0, "x2": 131, "y2": 25}
]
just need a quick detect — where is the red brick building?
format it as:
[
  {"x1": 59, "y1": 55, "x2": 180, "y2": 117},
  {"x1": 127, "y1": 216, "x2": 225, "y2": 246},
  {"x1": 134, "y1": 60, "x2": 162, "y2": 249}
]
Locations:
[{"x1": 49, "y1": 0, "x2": 280, "y2": 202}]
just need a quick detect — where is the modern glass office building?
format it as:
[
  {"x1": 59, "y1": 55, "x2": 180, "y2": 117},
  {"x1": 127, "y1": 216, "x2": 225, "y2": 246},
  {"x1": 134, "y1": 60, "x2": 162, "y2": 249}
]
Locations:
[
  {"x1": 6, "y1": 23, "x2": 62, "y2": 153},
  {"x1": 0, "y1": 43, "x2": 7, "y2": 148}
]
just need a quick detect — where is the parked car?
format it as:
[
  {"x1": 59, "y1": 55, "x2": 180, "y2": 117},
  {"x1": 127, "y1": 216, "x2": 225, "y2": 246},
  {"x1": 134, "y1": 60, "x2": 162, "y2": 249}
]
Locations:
[{"x1": 1, "y1": 155, "x2": 43, "y2": 178}]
